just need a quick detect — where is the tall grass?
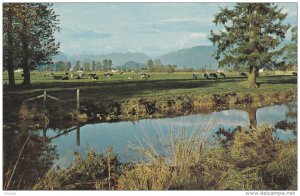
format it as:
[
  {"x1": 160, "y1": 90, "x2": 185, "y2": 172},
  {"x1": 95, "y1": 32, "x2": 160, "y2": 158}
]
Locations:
[
  {"x1": 118, "y1": 119, "x2": 213, "y2": 190},
  {"x1": 4, "y1": 135, "x2": 30, "y2": 190},
  {"x1": 118, "y1": 123, "x2": 296, "y2": 190},
  {"x1": 33, "y1": 123, "x2": 297, "y2": 190}
]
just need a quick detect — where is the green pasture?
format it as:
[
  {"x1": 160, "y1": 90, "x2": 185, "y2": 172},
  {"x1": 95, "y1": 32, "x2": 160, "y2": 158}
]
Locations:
[{"x1": 3, "y1": 71, "x2": 297, "y2": 105}]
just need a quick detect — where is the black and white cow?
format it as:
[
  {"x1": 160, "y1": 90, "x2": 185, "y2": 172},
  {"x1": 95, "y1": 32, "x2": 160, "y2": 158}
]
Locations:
[
  {"x1": 192, "y1": 73, "x2": 200, "y2": 79},
  {"x1": 104, "y1": 73, "x2": 113, "y2": 78},
  {"x1": 141, "y1": 73, "x2": 150, "y2": 79},
  {"x1": 239, "y1": 72, "x2": 247, "y2": 77},
  {"x1": 219, "y1": 73, "x2": 226, "y2": 78},
  {"x1": 210, "y1": 73, "x2": 218, "y2": 79}
]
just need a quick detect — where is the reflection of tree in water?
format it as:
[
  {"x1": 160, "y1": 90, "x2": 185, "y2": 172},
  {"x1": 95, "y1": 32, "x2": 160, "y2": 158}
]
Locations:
[
  {"x1": 3, "y1": 122, "x2": 58, "y2": 190},
  {"x1": 215, "y1": 126, "x2": 243, "y2": 147},
  {"x1": 216, "y1": 102, "x2": 297, "y2": 146},
  {"x1": 274, "y1": 102, "x2": 297, "y2": 136},
  {"x1": 246, "y1": 108, "x2": 257, "y2": 129}
]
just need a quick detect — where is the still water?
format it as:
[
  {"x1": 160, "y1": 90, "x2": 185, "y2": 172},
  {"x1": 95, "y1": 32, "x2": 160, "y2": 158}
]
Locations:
[
  {"x1": 3, "y1": 102, "x2": 297, "y2": 188},
  {"x1": 29, "y1": 102, "x2": 299, "y2": 165}
]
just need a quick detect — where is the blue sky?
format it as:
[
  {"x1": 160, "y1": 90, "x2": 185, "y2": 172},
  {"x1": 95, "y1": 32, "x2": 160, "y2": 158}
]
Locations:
[{"x1": 53, "y1": 2, "x2": 298, "y2": 57}]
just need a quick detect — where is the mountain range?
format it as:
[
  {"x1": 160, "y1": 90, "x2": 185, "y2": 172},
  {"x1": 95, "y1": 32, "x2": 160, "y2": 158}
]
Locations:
[{"x1": 53, "y1": 45, "x2": 218, "y2": 69}]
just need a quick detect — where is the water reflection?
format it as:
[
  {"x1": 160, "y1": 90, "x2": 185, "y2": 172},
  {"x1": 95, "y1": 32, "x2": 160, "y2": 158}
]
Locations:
[
  {"x1": 3, "y1": 124, "x2": 58, "y2": 190},
  {"x1": 3, "y1": 102, "x2": 297, "y2": 189},
  {"x1": 247, "y1": 108, "x2": 257, "y2": 128},
  {"x1": 44, "y1": 102, "x2": 297, "y2": 163}
]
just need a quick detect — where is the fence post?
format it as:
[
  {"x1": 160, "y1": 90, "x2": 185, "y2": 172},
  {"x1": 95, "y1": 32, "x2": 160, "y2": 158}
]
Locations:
[
  {"x1": 76, "y1": 126, "x2": 80, "y2": 146},
  {"x1": 44, "y1": 91, "x2": 47, "y2": 103},
  {"x1": 77, "y1": 89, "x2": 80, "y2": 110}
]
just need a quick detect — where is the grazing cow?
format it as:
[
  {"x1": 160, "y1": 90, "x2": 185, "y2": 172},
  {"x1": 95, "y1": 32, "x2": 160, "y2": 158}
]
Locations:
[
  {"x1": 239, "y1": 72, "x2": 247, "y2": 77},
  {"x1": 104, "y1": 73, "x2": 113, "y2": 78},
  {"x1": 62, "y1": 76, "x2": 69, "y2": 80},
  {"x1": 192, "y1": 73, "x2": 200, "y2": 79},
  {"x1": 203, "y1": 73, "x2": 209, "y2": 79},
  {"x1": 292, "y1": 72, "x2": 297, "y2": 76},
  {"x1": 77, "y1": 73, "x2": 84, "y2": 79},
  {"x1": 51, "y1": 73, "x2": 63, "y2": 80},
  {"x1": 210, "y1": 73, "x2": 218, "y2": 79},
  {"x1": 128, "y1": 76, "x2": 135, "y2": 80},
  {"x1": 219, "y1": 73, "x2": 226, "y2": 78},
  {"x1": 88, "y1": 73, "x2": 98, "y2": 80},
  {"x1": 141, "y1": 73, "x2": 150, "y2": 79}
]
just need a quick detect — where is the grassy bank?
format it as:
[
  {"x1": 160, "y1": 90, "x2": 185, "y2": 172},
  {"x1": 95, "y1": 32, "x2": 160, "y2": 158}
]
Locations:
[
  {"x1": 31, "y1": 124, "x2": 297, "y2": 190},
  {"x1": 3, "y1": 72, "x2": 297, "y2": 123}
]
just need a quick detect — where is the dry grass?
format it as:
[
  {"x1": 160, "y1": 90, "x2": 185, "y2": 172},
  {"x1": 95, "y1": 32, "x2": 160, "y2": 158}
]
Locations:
[
  {"x1": 118, "y1": 119, "x2": 212, "y2": 190},
  {"x1": 4, "y1": 135, "x2": 30, "y2": 190},
  {"x1": 31, "y1": 122, "x2": 297, "y2": 190}
]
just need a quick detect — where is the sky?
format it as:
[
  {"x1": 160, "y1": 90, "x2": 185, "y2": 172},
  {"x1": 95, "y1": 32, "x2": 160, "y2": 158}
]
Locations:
[{"x1": 53, "y1": 2, "x2": 298, "y2": 57}]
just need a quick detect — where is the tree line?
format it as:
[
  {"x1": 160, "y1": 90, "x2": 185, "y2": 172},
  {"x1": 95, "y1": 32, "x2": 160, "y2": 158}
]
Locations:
[
  {"x1": 3, "y1": 3, "x2": 60, "y2": 86},
  {"x1": 147, "y1": 59, "x2": 178, "y2": 73},
  {"x1": 3, "y1": 3, "x2": 297, "y2": 87},
  {"x1": 74, "y1": 59, "x2": 113, "y2": 72},
  {"x1": 38, "y1": 59, "x2": 113, "y2": 72}
]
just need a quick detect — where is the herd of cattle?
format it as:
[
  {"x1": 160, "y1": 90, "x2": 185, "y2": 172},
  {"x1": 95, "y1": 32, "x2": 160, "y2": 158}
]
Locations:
[
  {"x1": 47, "y1": 71, "x2": 297, "y2": 81},
  {"x1": 49, "y1": 72, "x2": 151, "y2": 80},
  {"x1": 192, "y1": 72, "x2": 247, "y2": 79}
]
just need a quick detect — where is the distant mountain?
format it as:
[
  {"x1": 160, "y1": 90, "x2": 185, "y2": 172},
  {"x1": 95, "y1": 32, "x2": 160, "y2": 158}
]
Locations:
[
  {"x1": 53, "y1": 52, "x2": 151, "y2": 67},
  {"x1": 53, "y1": 46, "x2": 218, "y2": 69},
  {"x1": 159, "y1": 46, "x2": 218, "y2": 69},
  {"x1": 53, "y1": 52, "x2": 69, "y2": 62}
]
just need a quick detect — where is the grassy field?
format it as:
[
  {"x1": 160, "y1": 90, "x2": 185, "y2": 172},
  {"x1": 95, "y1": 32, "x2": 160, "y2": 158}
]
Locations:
[
  {"x1": 3, "y1": 71, "x2": 297, "y2": 190},
  {"x1": 3, "y1": 71, "x2": 297, "y2": 100},
  {"x1": 3, "y1": 71, "x2": 297, "y2": 122}
]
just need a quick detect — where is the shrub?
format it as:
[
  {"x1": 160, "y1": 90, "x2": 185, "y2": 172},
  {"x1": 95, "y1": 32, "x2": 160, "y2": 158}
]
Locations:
[{"x1": 34, "y1": 147, "x2": 123, "y2": 190}]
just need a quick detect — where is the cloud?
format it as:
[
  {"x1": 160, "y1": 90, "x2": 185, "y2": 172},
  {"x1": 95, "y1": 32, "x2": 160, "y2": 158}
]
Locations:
[
  {"x1": 159, "y1": 17, "x2": 209, "y2": 24},
  {"x1": 138, "y1": 28, "x2": 163, "y2": 34},
  {"x1": 189, "y1": 32, "x2": 207, "y2": 39},
  {"x1": 60, "y1": 27, "x2": 112, "y2": 39}
]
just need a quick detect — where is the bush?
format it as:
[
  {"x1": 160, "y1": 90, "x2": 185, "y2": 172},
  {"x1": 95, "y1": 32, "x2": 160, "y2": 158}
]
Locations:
[
  {"x1": 34, "y1": 147, "x2": 123, "y2": 190},
  {"x1": 34, "y1": 125, "x2": 297, "y2": 190}
]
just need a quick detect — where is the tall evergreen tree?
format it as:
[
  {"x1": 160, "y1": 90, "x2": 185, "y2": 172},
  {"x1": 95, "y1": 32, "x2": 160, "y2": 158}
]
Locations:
[
  {"x1": 282, "y1": 26, "x2": 297, "y2": 70},
  {"x1": 210, "y1": 3, "x2": 289, "y2": 87}
]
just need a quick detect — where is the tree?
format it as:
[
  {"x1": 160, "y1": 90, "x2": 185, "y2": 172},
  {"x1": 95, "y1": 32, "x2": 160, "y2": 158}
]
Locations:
[
  {"x1": 74, "y1": 61, "x2": 81, "y2": 71},
  {"x1": 147, "y1": 59, "x2": 154, "y2": 72},
  {"x1": 83, "y1": 62, "x2": 90, "y2": 72},
  {"x1": 282, "y1": 26, "x2": 297, "y2": 70},
  {"x1": 103, "y1": 59, "x2": 108, "y2": 71},
  {"x1": 92, "y1": 61, "x2": 96, "y2": 72},
  {"x1": 3, "y1": 4, "x2": 18, "y2": 86},
  {"x1": 55, "y1": 61, "x2": 65, "y2": 71},
  {"x1": 3, "y1": 3, "x2": 60, "y2": 85},
  {"x1": 107, "y1": 59, "x2": 113, "y2": 71},
  {"x1": 154, "y1": 59, "x2": 161, "y2": 66},
  {"x1": 96, "y1": 61, "x2": 103, "y2": 71},
  {"x1": 210, "y1": 3, "x2": 289, "y2": 87},
  {"x1": 66, "y1": 62, "x2": 72, "y2": 72},
  {"x1": 166, "y1": 64, "x2": 175, "y2": 73}
]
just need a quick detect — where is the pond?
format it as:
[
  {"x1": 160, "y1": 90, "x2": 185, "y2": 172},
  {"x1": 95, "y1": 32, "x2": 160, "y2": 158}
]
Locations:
[{"x1": 3, "y1": 102, "x2": 297, "y2": 189}]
